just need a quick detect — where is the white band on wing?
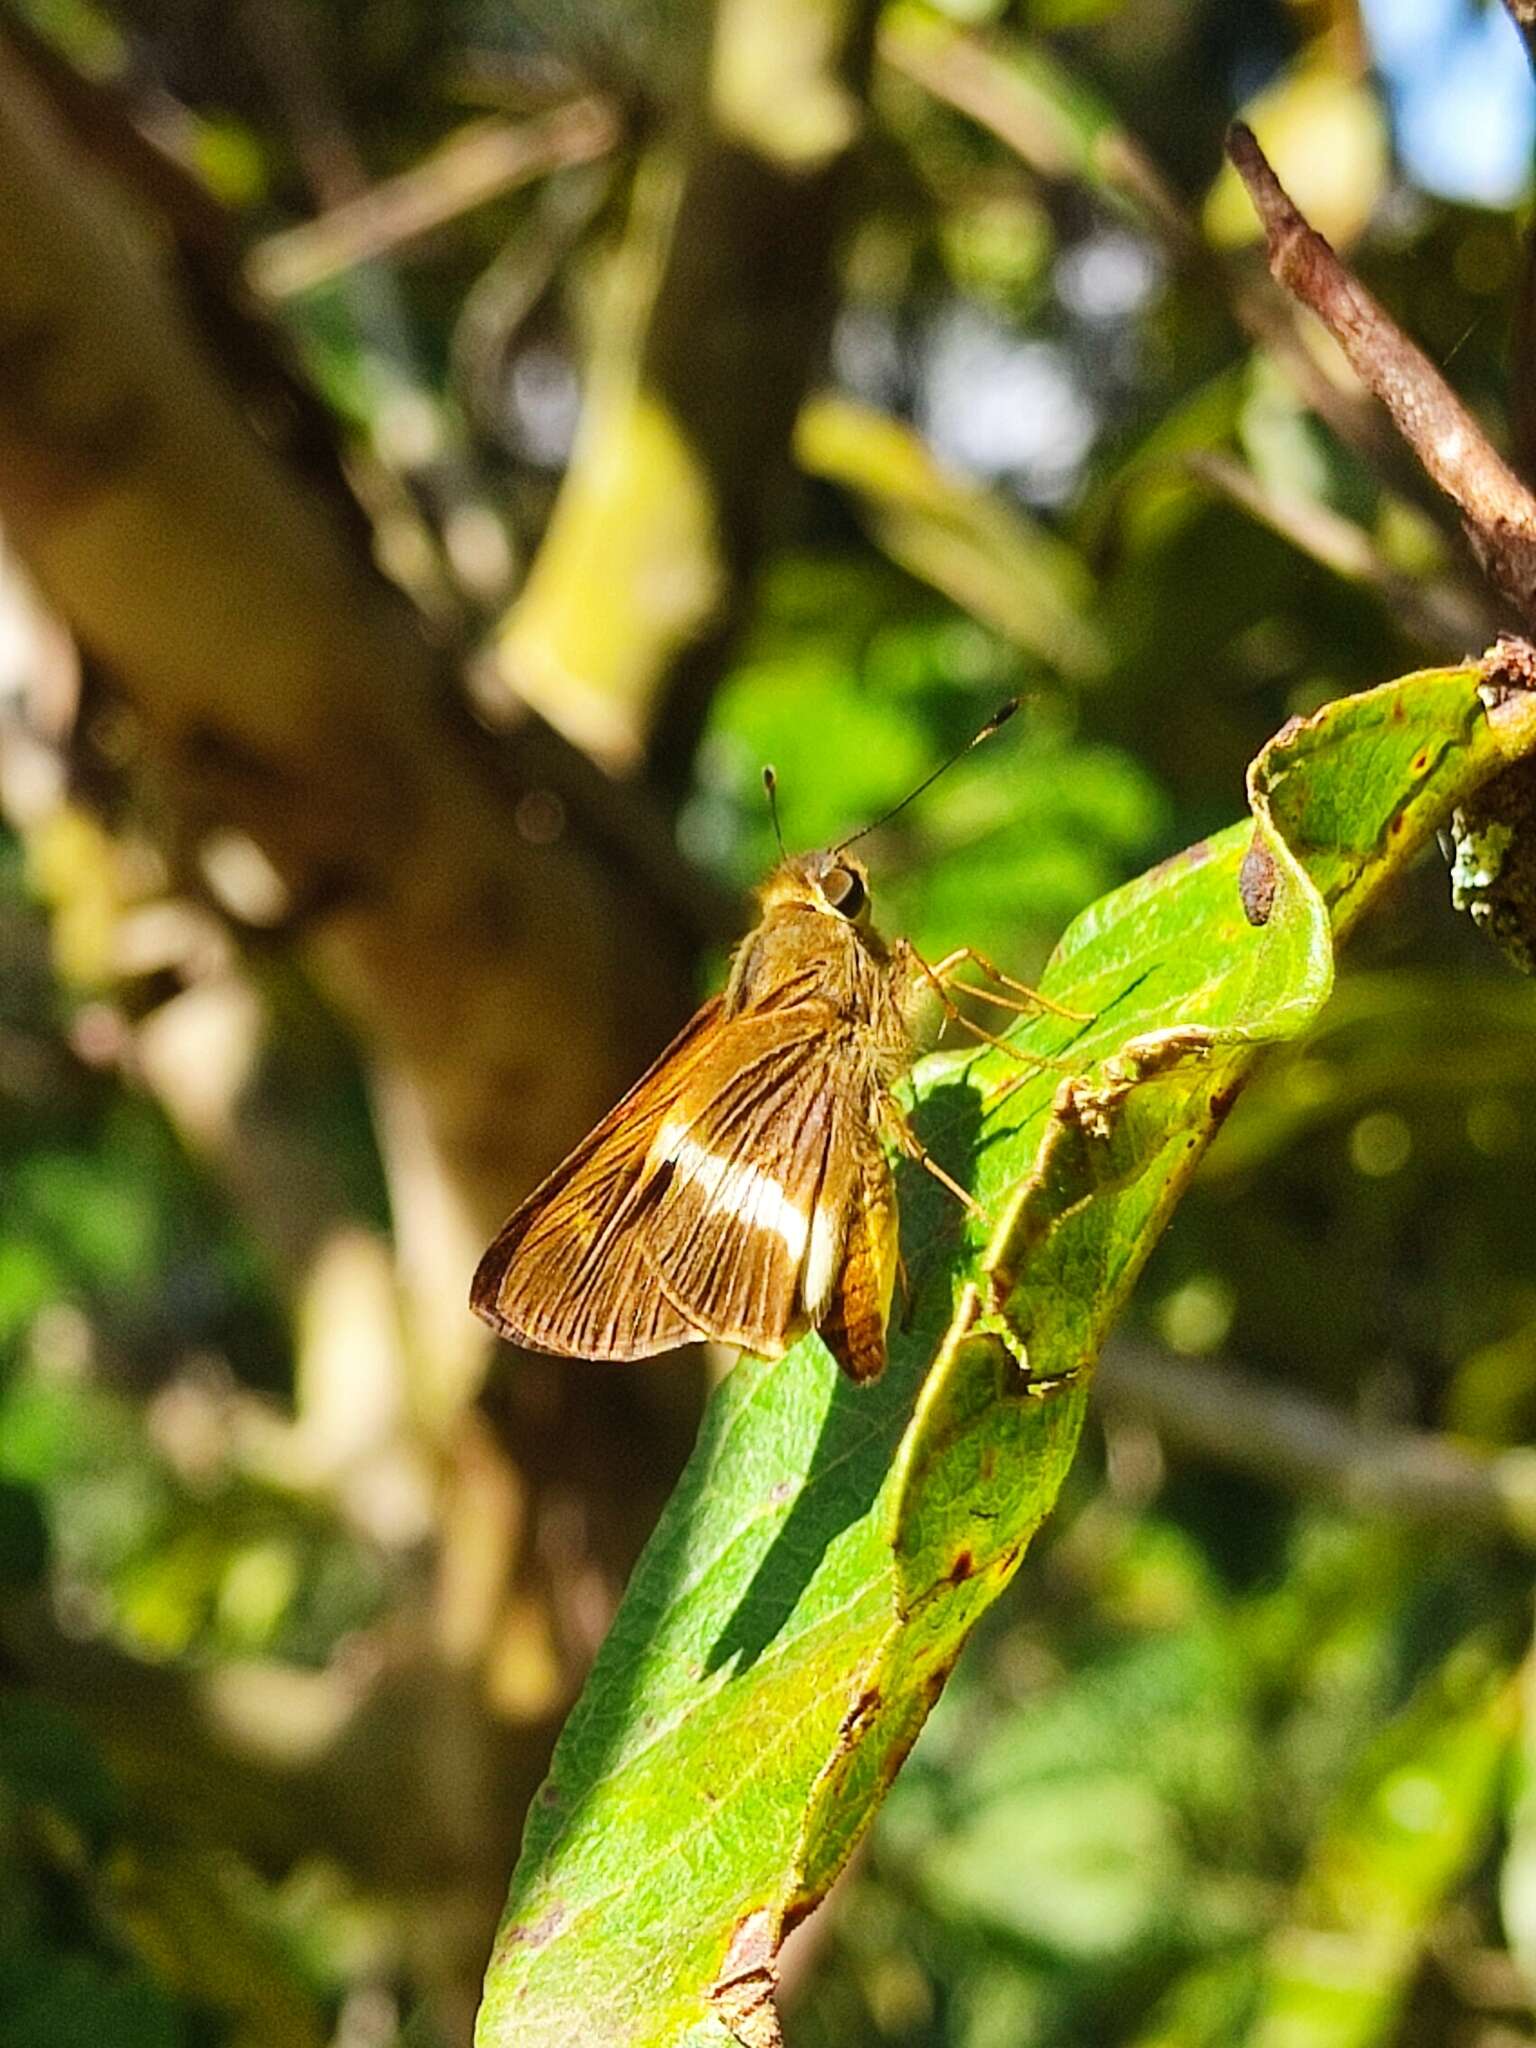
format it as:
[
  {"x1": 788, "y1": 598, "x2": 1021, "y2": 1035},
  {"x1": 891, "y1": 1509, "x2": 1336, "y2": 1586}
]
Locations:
[{"x1": 656, "y1": 1119, "x2": 810, "y2": 1263}]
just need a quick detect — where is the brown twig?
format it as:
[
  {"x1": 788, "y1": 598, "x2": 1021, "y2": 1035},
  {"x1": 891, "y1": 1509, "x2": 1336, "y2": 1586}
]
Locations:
[
  {"x1": 1502, "y1": 5, "x2": 1536, "y2": 487},
  {"x1": 1099, "y1": 1342, "x2": 1536, "y2": 1547},
  {"x1": 1186, "y1": 449, "x2": 1494, "y2": 650},
  {"x1": 882, "y1": 17, "x2": 1440, "y2": 522},
  {"x1": 1227, "y1": 121, "x2": 1536, "y2": 625},
  {"x1": 1505, "y1": 0, "x2": 1536, "y2": 64}
]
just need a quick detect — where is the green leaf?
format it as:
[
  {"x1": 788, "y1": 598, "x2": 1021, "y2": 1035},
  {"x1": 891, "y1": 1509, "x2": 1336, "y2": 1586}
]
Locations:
[
  {"x1": 795, "y1": 395, "x2": 1107, "y2": 678},
  {"x1": 476, "y1": 664, "x2": 1536, "y2": 2048},
  {"x1": 0, "y1": 1693, "x2": 120, "y2": 1850},
  {"x1": 1243, "y1": 1641, "x2": 1515, "y2": 2048},
  {"x1": 0, "y1": 1952, "x2": 187, "y2": 2048}
]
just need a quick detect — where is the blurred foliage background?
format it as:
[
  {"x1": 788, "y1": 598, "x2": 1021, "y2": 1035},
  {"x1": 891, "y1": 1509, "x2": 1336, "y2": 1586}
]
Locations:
[{"x1": 1, "y1": 0, "x2": 1535, "y2": 2043}]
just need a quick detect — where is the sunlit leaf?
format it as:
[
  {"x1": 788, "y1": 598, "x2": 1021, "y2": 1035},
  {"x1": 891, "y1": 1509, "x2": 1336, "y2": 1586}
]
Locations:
[
  {"x1": 475, "y1": 663, "x2": 1536, "y2": 2046},
  {"x1": 796, "y1": 395, "x2": 1106, "y2": 677},
  {"x1": 1247, "y1": 1642, "x2": 1515, "y2": 2048}
]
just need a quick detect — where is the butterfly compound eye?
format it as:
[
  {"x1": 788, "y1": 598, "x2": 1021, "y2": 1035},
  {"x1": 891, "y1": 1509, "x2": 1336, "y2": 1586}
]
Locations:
[{"x1": 822, "y1": 865, "x2": 866, "y2": 919}]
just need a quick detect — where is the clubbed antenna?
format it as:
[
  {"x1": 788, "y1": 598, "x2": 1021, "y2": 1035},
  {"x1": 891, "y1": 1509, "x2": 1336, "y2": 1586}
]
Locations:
[
  {"x1": 839, "y1": 698, "x2": 1020, "y2": 852},
  {"x1": 762, "y1": 764, "x2": 786, "y2": 857}
]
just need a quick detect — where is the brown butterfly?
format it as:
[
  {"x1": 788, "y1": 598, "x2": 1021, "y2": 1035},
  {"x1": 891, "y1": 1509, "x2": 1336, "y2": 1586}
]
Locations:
[{"x1": 470, "y1": 704, "x2": 1065, "y2": 1382}]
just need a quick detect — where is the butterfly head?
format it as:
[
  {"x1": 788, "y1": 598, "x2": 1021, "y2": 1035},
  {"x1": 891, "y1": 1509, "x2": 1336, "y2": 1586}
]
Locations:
[{"x1": 759, "y1": 849, "x2": 873, "y2": 925}]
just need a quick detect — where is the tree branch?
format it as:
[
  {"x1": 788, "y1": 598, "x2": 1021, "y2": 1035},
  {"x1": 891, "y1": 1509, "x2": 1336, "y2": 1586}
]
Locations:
[
  {"x1": 0, "y1": 29, "x2": 700, "y2": 1380},
  {"x1": 247, "y1": 98, "x2": 620, "y2": 301},
  {"x1": 1227, "y1": 120, "x2": 1536, "y2": 625},
  {"x1": 0, "y1": 46, "x2": 710, "y2": 2015},
  {"x1": 1099, "y1": 1343, "x2": 1536, "y2": 1547},
  {"x1": 880, "y1": 13, "x2": 1445, "y2": 526},
  {"x1": 1505, "y1": 0, "x2": 1536, "y2": 65}
]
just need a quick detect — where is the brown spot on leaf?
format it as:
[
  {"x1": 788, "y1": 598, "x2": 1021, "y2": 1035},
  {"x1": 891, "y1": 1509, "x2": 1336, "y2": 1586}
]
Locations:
[
  {"x1": 1480, "y1": 632, "x2": 1536, "y2": 704},
  {"x1": 710, "y1": 1908, "x2": 782, "y2": 2048},
  {"x1": 876, "y1": 1724, "x2": 926, "y2": 1792},
  {"x1": 718, "y1": 1908, "x2": 775, "y2": 1980},
  {"x1": 836, "y1": 1686, "x2": 882, "y2": 1750},
  {"x1": 499, "y1": 1902, "x2": 566, "y2": 1954},
  {"x1": 921, "y1": 1650, "x2": 961, "y2": 1711},
  {"x1": 1410, "y1": 749, "x2": 1430, "y2": 774},
  {"x1": 948, "y1": 1549, "x2": 975, "y2": 1584},
  {"x1": 781, "y1": 1894, "x2": 820, "y2": 1939},
  {"x1": 1239, "y1": 831, "x2": 1278, "y2": 926},
  {"x1": 1207, "y1": 1083, "x2": 1240, "y2": 1129},
  {"x1": 1142, "y1": 835, "x2": 1216, "y2": 888}
]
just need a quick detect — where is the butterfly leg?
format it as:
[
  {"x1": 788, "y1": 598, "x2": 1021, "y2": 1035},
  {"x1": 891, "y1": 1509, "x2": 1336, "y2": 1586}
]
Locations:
[
  {"x1": 910, "y1": 951, "x2": 1082, "y2": 1075},
  {"x1": 928, "y1": 945, "x2": 1091, "y2": 1023},
  {"x1": 882, "y1": 1095, "x2": 984, "y2": 1217},
  {"x1": 909, "y1": 951, "x2": 1035, "y2": 1065}
]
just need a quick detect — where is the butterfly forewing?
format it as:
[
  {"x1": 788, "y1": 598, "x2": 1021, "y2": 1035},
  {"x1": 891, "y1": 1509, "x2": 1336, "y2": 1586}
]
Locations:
[
  {"x1": 467, "y1": 839, "x2": 986, "y2": 1382},
  {"x1": 471, "y1": 996, "x2": 876, "y2": 1363}
]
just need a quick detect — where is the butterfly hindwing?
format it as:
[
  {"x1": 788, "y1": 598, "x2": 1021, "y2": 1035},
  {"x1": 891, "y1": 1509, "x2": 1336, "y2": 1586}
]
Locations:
[
  {"x1": 637, "y1": 1001, "x2": 863, "y2": 1355},
  {"x1": 817, "y1": 1140, "x2": 898, "y2": 1382}
]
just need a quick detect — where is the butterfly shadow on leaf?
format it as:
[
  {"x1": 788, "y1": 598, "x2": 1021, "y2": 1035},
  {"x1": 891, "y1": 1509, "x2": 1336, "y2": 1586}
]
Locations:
[{"x1": 703, "y1": 1069, "x2": 989, "y2": 1676}]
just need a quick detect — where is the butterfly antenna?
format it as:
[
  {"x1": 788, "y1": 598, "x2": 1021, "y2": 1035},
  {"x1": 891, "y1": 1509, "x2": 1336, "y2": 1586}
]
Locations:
[
  {"x1": 839, "y1": 698, "x2": 1020, "y2": 852},
  {"x1": 762, "y1": 765, "x2": 787, "y2": 857}
]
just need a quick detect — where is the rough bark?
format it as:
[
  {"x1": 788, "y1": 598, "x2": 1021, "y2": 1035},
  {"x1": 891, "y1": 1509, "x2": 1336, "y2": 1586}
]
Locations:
[
  {"x1": 0, "y1": 28, "x2": 704, "y2": 2029},
  {"x1": 0, "y1": 28, "x2": 692, "y2": 1397}
]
